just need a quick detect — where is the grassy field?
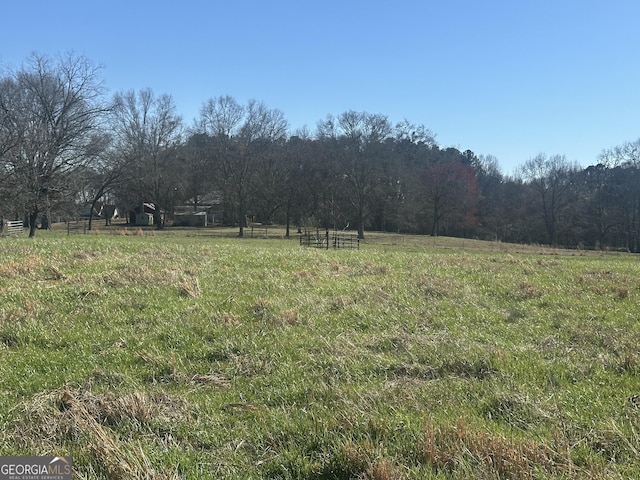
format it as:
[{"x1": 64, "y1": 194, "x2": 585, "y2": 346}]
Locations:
[{"x1": 1, "y1": 228, "x2": 639, "y2": 479}]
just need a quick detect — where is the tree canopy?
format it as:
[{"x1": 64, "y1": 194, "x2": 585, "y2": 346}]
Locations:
[{"x1": 2, "y1": 52, "x2": 640, "y2": 250}]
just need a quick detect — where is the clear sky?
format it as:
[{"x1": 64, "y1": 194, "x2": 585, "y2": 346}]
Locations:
[{"x1": 2, "y1": 0, "x2": 639, "y2": 173}]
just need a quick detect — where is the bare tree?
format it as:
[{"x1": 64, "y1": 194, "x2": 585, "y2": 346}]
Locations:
[
  {"x1": 520, "y1": 154, "x2": 578, "y2": 245},
  {"x1": 199, "y1": 96, "x2": 287, "y2": 236},
  {"x1": 423, "y1": 160, "x2": 479, "y2": 236},
  {"x1": 0, "y1": 52, "x2": 109, "y2": 236},
  {"x1": 198, "y1": 95, "x2": 245, "y2": 228},
  {"x1": 82, "y1": 139, "x2": 127, "y2": 230},
  {"x1": 598, "y1": 138, "x2": 640, "y2": 168},
  {"x1": 111, "y1": 88, "x2": 182, "y2": 228},
  {"x1": 181, "y1": 133, "x2": 215, "y2": 213},
  {"x1": 317, "y1": 111, "x2": 392, "y2": 239},
  {"x1": 595, "y1": 138, "x2": 640, "y2": 251},
  {"x1": 0, "y1": 78, "x2": 22, "y2": 161}
]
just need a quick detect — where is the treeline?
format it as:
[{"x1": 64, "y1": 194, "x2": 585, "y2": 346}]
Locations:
[{"x1": 1, "y1": 53, "x2": 640, "y2": 250}]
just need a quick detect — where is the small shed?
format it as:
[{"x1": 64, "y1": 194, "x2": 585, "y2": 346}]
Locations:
[
  {"x1": 129, "y1": 203, "x2": 156, "y2": 226},
  {"x1": 135, "y1": 213, "x2": 154, "y2": 226}
]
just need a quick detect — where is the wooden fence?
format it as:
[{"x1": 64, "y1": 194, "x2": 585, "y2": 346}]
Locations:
[{"x1": 2, "y1": 220, "x2": 24, "y2": 237}]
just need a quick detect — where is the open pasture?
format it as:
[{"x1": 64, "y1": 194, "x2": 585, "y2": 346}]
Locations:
[{"x1": 1, "y1": 231, "x2": 639, "y2": 479}]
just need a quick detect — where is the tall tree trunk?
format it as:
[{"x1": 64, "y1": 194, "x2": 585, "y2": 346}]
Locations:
[
  {"x1": 88, "y1": 197, "x2": 100, "y2": 231},
  {"x1": 285, "y1": 202, "x2": 291, "y2": 238},
  {"x1": 238, "y1": 198, "x2": 245, "y2": 237},
  {"x1": 154, "y1": 210, "x2": 164, "y2": 230},
  {"x1": 357, "y1": 203, "x2": 365, "y2": 239},
  {"x1": 28, "y1": 211, "x2": 38, "y2": 238},
  {"x1": 431, "y1": 203, "x2": 439, "y2": 236}
]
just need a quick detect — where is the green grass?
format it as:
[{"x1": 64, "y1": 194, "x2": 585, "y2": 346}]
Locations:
[{"x1": 1, "y1": 230, "x2": 640, "y2": 479}]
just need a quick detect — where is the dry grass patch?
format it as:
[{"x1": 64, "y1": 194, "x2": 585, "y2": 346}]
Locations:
[
  {"x1": 209, "y1": 311, "x2": 240, "y2": 327},
  {"x1": 423, "y1": 418, "x2": 577, "y2": 479},
  {"x1": 613, "y1": 285, "x2": 630, "y2": 300},
  {"x1": 137, "y1": 349, "x2": 231, "y2": 387},
  {"x1": 102, "y1": 265, "x2": 157, "y2": 287},
  {"x1": 178, "y1": 275, "x2": 200, "y2": 298},
  {"x1": 319, "y1": 439, "x2": 404, "y2": 480},
  {"x1": 10, "y1": 388, "x2": 188, "y2": 479},
  {"x1": 252, "y1": 298, "x2": 302, "y2": 326},
  {"x1": 187, "y1": 373, "x2": 231, "y2": 387},
  {"x1": 279, "y1": 308, "x2": 300, "y2": 325},
  {"x1": 69, "y1": 390, "x2": 188, "y2": 427},
  {"x1": 168, "y1": 372, "x2": 231, "y2": 388},
  {"x1": 44, "y1": 265, "x2": 66, "y2": 280},
  {"x1": 514, "y1": 281, "x2": 543, "y2": 300},
  {"x1": 113, "y1": 228, "x2": 147, "y2": 236},
  {"x1": 359, "y1": 261, "x2": 390, "y2": 276},
  {"x1": 0, "y1": 255, "x2": 43, "y2": 278},
  {"x1": 293, "y1": 269, "x2": 315, "y2": 281},
  {"x1": 0, "y1": 299, "x2": 39, "y2": 325},
  {"x1": 331, "y1": 295, "x2": 356, "y2": 311},
  {"x1": 364, "y1": 459, "x2": 403, "y2": 480},
  {"x1": 576, "y1": 270, "x2": 636, "y2": 299},
  {"x1": 72, "y1": 250, "x2": 100, "y2": 261},
  {"x1": 417, "y1": 274, "x2": 457, "y2": 298},
  {"x1": 102, "y1": 264, "x2": 201, "y2": 298}
]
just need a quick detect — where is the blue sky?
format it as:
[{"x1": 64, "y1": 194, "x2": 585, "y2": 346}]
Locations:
[{"x1": 2, "y1": 0, "x2": 639, "y2": 173}]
